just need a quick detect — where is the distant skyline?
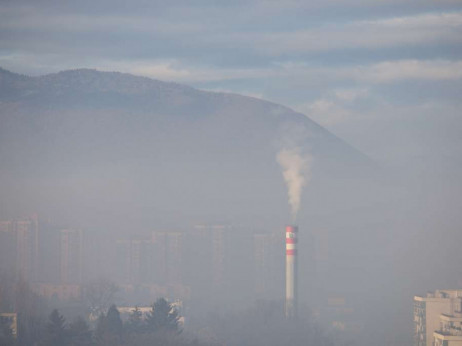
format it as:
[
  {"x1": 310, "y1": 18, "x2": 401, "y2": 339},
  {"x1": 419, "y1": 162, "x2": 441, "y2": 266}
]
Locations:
[
  {"x1": 1, "y1": 1, "x2": 461, "y2": 167},
  {"x1": 1, "y1": 4, "x2": 462, "y2": 345}
]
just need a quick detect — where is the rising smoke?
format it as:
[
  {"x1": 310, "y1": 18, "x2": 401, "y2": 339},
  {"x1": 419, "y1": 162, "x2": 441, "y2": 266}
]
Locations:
[{"x1": 276, "y1": 147, "x2": 312, "y2": 221}]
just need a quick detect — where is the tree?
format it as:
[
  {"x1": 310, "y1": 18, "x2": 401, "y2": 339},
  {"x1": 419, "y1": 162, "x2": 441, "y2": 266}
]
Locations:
[
  {"x1": 68, "y1": 316, "x2": 92, "y2": 346},
  {"x1": 0, "y1": 315, "x2": 16, "y2": 346},
  {"x1": 125, "y1": 306, "x2": 143, "y2": 334},
  {"x1": 94, "y1": 313, "x2": 106, "y2": 344},
  {"x1": 13, "y1": 280, "x2": 44, "y2": 345},
  {"x1": 146, "y1": 298, "x2": 181, "y2": 334},
  {"x1": 44, "y1": 309, "x2": 67, "y2": 346},
  {"x1": 106, "y1": 305, "x2": 123, "y2": 335},
  {"x1": 95, "y1": 305, "x2": 123, "y2": 346},
  {"x1": 84, "y1": 279, "x2": 118, "y2": 319}
]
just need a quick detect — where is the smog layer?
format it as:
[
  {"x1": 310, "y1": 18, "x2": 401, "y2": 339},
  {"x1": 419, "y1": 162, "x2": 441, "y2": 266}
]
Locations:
[{"x1": 1, "y1": 2, "x2": 461, "y2": 346}]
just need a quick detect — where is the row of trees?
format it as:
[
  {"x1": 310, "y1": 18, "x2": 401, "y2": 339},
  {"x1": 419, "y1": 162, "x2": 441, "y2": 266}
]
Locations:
[
  {"x1": 1, "y1": 277, "x2": 334, "y2": 346},
  {"x1": 0, "y1": 278, "x2": 47, "y2": 345},
  {"x1": 46, "y1": 298, "x2": 183, "y2": 346},
  {"x1": 1, "y1": 298, "x2": 194, "y2": 346}
]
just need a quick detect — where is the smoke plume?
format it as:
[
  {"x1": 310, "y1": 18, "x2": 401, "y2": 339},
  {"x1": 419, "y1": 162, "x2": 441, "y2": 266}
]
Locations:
[{"x1": 277, "y1": 147, "x2": 312, "y2": 221}]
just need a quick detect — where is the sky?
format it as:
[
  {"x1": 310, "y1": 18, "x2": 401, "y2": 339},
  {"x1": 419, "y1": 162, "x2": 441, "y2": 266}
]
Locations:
[
  {"x1": 1, "y1": 0, "x2": 461, "y2": 167},
  {"x1": 1, "y1": 3, "x2": 461, "y2": 343}
]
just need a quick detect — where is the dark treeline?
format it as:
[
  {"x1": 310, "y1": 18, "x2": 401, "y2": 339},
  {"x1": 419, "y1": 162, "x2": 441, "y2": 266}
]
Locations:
[
  {"x1": 0, "y1": 277, "x2": 333, "y2": 346},
  {"x1": 1, "y1": 296, "x2": 203, "y2": 346},
  {"x1": 0, "y1": 277, "x2": 194, "y2": 346},
  {"x1": 43, "y1": 299, "x2": 189, "y2": 346}
]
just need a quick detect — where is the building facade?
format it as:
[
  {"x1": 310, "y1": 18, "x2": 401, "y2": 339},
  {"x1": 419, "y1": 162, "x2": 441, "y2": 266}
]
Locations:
[
  {"x1": 0, "y1": 216, "x2": 39, "y2": 282},
  {"x1": 59, "y1": 229, "x2": 83, "y2": 284},
  {"x1": 433, "y1": 313, "x2": 462, "y2": 346},
  {"x1": 414, "y1": 290, "x2": 462, "y2": 346}
]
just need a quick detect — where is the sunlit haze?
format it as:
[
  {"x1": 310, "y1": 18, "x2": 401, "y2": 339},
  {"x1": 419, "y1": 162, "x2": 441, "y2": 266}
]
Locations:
[{"x1": 0, "y1": 1, "x2": 461, "y2": 346}]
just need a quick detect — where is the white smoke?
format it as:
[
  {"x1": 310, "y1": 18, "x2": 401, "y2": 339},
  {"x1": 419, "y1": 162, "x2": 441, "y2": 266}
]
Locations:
[{"x1": 277, "y1": 147, "x2": 312, "y2": 221}]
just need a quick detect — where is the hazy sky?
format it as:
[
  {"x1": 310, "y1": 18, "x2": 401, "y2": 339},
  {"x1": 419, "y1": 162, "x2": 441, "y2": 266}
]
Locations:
[
  {"x1": 1, "y1": 4, "x2": 461, "y2": 343},
  {"x1": 1, "y1": 0, "x2": 461, "y2": 166}
]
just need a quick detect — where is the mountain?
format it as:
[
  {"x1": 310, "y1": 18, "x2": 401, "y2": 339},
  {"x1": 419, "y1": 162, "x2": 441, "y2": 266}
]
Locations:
[{"x1": 0, "y1": 67, "x2": 375, "y2": 230}]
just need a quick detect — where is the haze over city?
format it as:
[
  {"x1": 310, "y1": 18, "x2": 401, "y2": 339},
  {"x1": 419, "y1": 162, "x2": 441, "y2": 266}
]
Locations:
[{"x1": 0, "y1": 1, "x2": 461, "y2": 346}]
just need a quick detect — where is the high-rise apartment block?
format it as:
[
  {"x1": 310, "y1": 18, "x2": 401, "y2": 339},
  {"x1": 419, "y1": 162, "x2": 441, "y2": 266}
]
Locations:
[
  {"x1": 114, "y1": 237, "x2": 153, "y2": 284},
  {"x1": 152, "y1": 231, "x2": 184, "y2": 285},
  {"x1": 253, "y1": 230, "x2": 283, "y2": 300},
  {"x1": 0, "y1": 215, "x2": 39, "y2": 282},
  {"x1": 59, "y1": 229, "x2": 83, "y2": 284},
  {"x1": 190, "y1": 225, "x2": 226, "y2": 295},
  {"x1": 0, "y1": 216, "x2": 85, "y2": 301},
  {"x1": 114, "y1": 231, "x2": 185, "y2": 286},
  {"x1": 433, "y1": 313, "x2": 462, "y2": 346},
  {"x1": 210, "y1": 226, "x2": 225, "y2": 293},
  {"x1": 414, "y1": 289, "x2": 462, "y2": 346}
]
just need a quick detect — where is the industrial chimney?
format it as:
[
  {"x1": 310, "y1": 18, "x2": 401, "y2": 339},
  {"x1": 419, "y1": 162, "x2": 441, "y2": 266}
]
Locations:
[{"x1": 285, "y1": 225, "x2": 298, "y2": 319}]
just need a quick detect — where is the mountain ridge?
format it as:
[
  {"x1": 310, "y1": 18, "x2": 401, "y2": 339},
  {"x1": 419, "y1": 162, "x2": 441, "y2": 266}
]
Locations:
[
  {"x1": 0, "y1": 66, "x2": 371, "y2": 165},
  {"x1": 0, "y1": 66, "x2": 377, "y2": 228}
]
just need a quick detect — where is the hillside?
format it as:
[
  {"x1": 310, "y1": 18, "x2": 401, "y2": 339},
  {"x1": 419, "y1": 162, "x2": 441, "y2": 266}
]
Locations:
[{"x1": 0, "y1": 67, "x2": 375, "y2": 229}]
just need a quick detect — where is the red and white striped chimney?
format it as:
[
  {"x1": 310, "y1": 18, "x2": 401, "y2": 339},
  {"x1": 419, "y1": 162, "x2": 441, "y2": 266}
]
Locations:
[{"x1": 285, "y1": 225, "x2": 298, "y2": 319}]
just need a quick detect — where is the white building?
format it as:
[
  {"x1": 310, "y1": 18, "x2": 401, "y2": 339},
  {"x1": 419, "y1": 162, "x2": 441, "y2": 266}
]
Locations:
[
  {"x1": 433, "y1": 313, "x2": 462, "y2": 346},
  {"x1": 414, "y1": 290, "x2": 462, "y2": 346}
]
